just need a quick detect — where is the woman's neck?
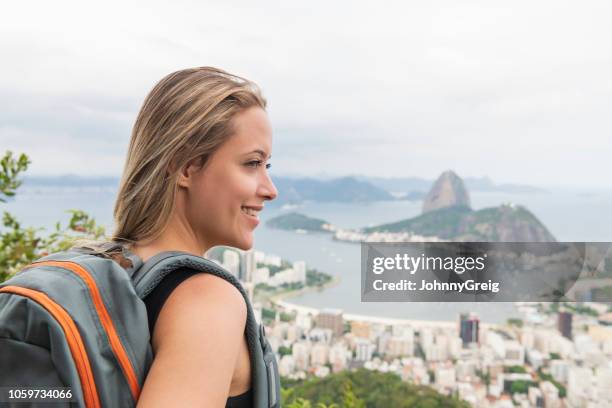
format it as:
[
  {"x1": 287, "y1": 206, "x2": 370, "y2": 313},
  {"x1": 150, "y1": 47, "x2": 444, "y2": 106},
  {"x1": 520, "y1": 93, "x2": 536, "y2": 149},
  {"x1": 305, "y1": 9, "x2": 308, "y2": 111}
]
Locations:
[{"x1": 130, "y1": 213, "x2": 211, "y2": 262}]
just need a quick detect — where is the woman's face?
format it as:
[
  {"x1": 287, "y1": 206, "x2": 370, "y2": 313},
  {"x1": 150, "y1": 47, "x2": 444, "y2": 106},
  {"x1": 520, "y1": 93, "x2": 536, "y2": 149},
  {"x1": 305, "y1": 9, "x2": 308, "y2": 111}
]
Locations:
[{"x1": 179, "y1": 106, "x2": 278, "y2": 251}]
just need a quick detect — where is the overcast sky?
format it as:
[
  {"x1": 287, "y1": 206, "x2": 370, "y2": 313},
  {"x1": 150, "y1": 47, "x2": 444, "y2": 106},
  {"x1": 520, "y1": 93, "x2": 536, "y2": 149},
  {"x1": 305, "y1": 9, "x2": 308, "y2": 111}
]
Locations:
[{"x1": 1, "y1": 0, "x2": 610, "y2": 188}]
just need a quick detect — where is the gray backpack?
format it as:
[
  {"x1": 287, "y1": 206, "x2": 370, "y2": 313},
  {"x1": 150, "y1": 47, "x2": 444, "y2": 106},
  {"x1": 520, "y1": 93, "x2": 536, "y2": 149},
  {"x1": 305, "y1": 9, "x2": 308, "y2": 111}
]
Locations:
[{"x1": 0, "y1": 247, "x2": 280, "y2": 407}]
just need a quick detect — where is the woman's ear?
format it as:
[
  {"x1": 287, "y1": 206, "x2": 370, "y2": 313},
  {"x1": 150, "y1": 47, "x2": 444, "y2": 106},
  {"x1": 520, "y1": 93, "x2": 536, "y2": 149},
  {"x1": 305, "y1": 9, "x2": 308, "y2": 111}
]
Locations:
[
  {"x1": 176, "y1": 157, "x2": 205, "y2": 189},
  {"x1": 176, "y1": 166, "x2": 190, "y2": 189},
  {"x1": 177, "y1": 163, "x2": 195, "y2": 189}
]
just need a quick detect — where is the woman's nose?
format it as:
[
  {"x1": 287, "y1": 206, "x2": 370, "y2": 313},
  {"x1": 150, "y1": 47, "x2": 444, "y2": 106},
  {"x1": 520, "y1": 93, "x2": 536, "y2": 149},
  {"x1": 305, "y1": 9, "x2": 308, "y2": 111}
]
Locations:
[{"x1": 259, "y1": 173, "x2": 278, "y2": 201}]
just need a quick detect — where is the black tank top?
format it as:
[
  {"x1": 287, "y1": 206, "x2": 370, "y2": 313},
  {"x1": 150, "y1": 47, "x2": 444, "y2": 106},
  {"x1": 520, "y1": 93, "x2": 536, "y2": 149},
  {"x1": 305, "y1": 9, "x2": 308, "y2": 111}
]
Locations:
[{"x1": 144, "y1": 268, "x2": 253, "y2": 408}]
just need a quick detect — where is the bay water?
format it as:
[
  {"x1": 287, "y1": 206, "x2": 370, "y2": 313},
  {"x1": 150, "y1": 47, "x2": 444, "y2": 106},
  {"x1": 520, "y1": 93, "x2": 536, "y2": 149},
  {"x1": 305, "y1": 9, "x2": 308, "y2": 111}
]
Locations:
[{"x1": 4, "y1": 185, "x2": 611, "y2": 323}]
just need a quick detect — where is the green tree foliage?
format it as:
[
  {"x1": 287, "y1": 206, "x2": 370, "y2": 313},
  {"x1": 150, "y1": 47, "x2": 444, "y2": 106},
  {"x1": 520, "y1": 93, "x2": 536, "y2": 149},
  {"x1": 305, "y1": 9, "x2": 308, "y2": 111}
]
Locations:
[
  {"x1": 340, "y1": 381, "x2": 365, "y2": 408},
  {"x1": 0, "y1": 151, "x2": 30, "y2": 203},
  {"x1": 285, "y1": 399, "x2": 339, "y2": 408},
  {"x1": 509, "y1": 380, "x2": 532, "y2": 394},
  {"x1": 282, "y1": 369, "x2": 470, "y2": 408},
  {"x1": 0, "y1": 151, "x2": 106, "y2": 281},
  {"x1": 537, "y1": 369, "x2": 567, "y2": 398},
  {"x1": 475, "y1": 369, "x2": 490, "y2": 387},
  {"x1": 504, "y1": 366, "x2": 527, "y2": 374},
  {"x1": 506, "y1": 318, "x2": 523, "y2": 327}
]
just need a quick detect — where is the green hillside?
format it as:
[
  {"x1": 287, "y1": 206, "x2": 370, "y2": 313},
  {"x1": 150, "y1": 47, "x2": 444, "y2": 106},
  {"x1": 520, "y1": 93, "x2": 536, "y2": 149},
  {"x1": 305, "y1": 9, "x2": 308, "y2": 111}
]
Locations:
[
  {"x1": 282, "y1": 369, "x2": 469, "y2": 408},
  {"x1": 267, "y1": 212, "x2": 331, "y2": 232},
  {"x1": 364, "y1": 204, "x2": 555, "y2": 242},
  {"x1": 365, "y1": 206, "x2": 472, "y2": 238}
]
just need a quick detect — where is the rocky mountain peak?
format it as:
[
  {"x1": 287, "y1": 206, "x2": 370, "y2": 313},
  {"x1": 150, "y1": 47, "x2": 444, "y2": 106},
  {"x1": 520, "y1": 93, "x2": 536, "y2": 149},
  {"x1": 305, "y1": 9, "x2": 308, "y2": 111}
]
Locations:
[{"x1": 422, "y1": 170, "x2": 471, "y2": 214}]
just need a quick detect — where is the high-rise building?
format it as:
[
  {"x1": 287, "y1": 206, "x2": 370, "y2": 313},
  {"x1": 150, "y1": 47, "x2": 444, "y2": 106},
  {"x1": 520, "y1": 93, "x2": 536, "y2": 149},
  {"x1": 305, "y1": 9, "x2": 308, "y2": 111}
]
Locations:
[
  {"x1": 435, "y1": 364, "x2": 456, "y2": 390},
  {"x1": 278, "y1": 355, "x2": 295, "y2": 377},
  {"x1": 459, "y1": 313, "x2": 479, "y2": 346},
  {"x1": 386, "y1": 335, "x2": 414, "y2": 358},
  {"x1": 253, "y1": 267, "x2": 270, "y2": 285},
  {"x1": 310, "y1": 343, "x2": 329, "y2": 366},
  {"x1": 264, "y1": 254, "x2": 282, "y2": 267},
  {"x1": 293, "y1": 260, "x2": 307, "y2": 284},
  {"x1": 329, "y1": 343, "x2": 348, "y2": 373},
  {"x1": 350, "y1": 321, "x2": 371, "y2": 339},
  {"x1": 222, "y1": 249, "x2": 240, "y2": 277},
  {"x1": 503, "y1": 340, "x2": 525, "y2": 366},
  {"x1": 295, "y1": 312, "x2": 313, "y2": 330},
  {"x1": 354, "y1": 338, "x2": 375, "y2": 362},
  {"x1": 316, "y1": 308, "x2": 344, "y2": 338},
  {"x1": 239, "y1": 249, "x2": 256, "y2": 283},
  {"x1": 292, "y1": 341, "x2": 311, "y2": 371},
  {"x1": 558, "y1": 311, "x2": 573, "y2": 340}
]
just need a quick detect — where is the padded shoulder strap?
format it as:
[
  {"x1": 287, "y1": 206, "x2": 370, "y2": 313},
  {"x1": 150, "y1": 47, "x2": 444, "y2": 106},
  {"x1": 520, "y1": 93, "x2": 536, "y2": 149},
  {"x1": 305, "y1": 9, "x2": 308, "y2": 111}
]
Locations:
[
  {"x1": 69, "y1": 242, "x2": 144, "y2": 279},
  {"x1": 130, "y1": 251, "x2": 186, "y2": 290},
  {"x1": 132, "y1": 252, "x2": 241, "y2": 298},
  {"x1": 132, "y1": 252, "x2": 279, "y2": 407}
]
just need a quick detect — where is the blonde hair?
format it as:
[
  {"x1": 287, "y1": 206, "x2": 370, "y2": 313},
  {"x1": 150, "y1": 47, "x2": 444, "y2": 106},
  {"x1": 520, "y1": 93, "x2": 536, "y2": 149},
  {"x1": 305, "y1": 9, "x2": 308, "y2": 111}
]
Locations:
[{"x1": 112, "y1": 67, "x2": 266, "y2": 245}]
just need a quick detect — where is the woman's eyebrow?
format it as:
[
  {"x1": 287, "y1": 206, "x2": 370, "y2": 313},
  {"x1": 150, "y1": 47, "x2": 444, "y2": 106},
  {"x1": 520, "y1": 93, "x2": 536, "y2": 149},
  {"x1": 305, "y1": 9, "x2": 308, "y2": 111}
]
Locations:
[{"x1": 246, "y1": 149, "x2": 271, "y2": 159}]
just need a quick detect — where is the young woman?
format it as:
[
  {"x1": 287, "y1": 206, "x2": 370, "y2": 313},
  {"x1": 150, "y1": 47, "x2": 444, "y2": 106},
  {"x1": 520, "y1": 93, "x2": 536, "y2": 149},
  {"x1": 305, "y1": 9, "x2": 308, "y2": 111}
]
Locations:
[{"x1": 112, "y1": 67, "x2": 278, "y2": 407}]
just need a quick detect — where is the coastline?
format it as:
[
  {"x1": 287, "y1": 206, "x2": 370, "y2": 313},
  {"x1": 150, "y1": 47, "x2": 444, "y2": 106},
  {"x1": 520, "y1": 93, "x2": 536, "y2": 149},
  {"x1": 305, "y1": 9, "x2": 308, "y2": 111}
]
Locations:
[
  {"x1": 270, "y1": 277, "x2": 499, "y2": 329},
  {"x1": 267, "y1": 275, "x2": 342, "y2": 304},
  {"x1": 275, "y1": 298, "x2": 498, "y2": 329}
]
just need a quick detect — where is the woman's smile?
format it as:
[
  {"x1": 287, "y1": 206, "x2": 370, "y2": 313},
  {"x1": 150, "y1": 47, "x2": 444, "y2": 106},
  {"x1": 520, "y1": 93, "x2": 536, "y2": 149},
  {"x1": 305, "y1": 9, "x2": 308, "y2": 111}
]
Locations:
[{"x1": 240, "y1": 205, "x2": 261, "y2": 226}]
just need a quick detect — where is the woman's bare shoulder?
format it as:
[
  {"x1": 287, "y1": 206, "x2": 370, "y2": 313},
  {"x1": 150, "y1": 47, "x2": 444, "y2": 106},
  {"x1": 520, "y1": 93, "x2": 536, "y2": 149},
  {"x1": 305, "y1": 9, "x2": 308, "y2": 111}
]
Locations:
[
  {"x1": 154, "y1": 273, "x2": 247, "y2": 348},
  {"x1": 137, "y1": 273, "x2": 247, "y2": 407}
]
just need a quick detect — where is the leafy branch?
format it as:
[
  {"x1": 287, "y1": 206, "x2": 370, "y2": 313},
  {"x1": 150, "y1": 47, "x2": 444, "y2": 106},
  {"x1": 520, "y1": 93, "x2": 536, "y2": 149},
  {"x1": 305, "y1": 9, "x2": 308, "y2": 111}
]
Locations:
[
  {"x1": 0, "y1": 151, "x2": 106, "y2": 281},
  {"x1": 0, "y1": 151, "x2": 30, "y2": 203}
]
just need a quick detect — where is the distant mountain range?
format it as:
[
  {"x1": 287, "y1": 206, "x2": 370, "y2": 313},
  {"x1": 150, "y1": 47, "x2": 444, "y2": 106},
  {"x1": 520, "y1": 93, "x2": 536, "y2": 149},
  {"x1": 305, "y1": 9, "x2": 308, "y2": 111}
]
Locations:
[
  {"x1": 357, "y1": 175, "x2": 545, "y2": 194},
  {"x1": 21, "y1": 174, "x2": 545, "y2": 204},
  {"x1": 268, "y1": 171, "x2": 556, "y2": 242},
  {"x1": 270, "y1": 176, "x2": 393, "y2": 204},
  {"x1": 23, "y1": 176, "x2": 120, "y2": 188}
]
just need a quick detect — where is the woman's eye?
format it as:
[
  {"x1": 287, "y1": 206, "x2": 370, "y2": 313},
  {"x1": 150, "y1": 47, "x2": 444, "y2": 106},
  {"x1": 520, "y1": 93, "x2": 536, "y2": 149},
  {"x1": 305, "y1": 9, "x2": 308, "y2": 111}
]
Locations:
[{"x1": 246, "y1": 160, "x2": 272, "y2": 169}]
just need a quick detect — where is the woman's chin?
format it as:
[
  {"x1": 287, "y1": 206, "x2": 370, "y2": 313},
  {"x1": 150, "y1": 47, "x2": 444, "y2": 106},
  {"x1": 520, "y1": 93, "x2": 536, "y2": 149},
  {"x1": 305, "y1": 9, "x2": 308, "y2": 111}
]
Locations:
[{"x1": 229, "y1": 235, "x2": 253, "y2": 251}]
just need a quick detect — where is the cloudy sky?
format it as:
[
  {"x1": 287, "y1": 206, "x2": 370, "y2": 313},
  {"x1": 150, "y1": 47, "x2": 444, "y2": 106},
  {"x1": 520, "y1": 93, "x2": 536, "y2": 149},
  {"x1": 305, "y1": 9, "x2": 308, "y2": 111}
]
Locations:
[{"x1": 1, "y1": 0, "x2": 610, "y2": 188}]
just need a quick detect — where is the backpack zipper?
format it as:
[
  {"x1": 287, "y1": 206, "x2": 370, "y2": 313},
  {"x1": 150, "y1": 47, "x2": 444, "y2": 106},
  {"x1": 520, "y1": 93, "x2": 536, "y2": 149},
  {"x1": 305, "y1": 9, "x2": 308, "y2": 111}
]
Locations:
[
  {"x1": 0, "y1": 285, "x2": 101, "y2": 408},
  {"x1": 32, "y1": 260, "x2": 142, "y2": 401}
]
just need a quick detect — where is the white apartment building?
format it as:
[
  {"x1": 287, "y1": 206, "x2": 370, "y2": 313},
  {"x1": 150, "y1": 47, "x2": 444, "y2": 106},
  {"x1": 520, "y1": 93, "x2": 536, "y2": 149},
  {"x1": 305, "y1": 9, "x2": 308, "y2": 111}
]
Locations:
[
  {"x1": 435, "y1": 365, "x2": 456, "y2": 390},
  {"x1": 568, "y1": 366, "x2": 593, "y2": 407},
  {"x1": 354, "y1": 338, "x2": 375, "y2": 362},
  {"x1": 293, "y1": 260, "x2": 306, "y2": 284},
  {"x1": 253, "y1": 267, "x2": 270, "y2": 285},
  {"x1": 329, "y1": 343, "x2": 349, "y2": 372},
  {"x1": 295, "y1": 312, "x2": 313, "y2": 330},
  {"x1": 386, "y1": 335, "x2": 414, "y2": 358},
  {"x1": 264, "y1": 254, "x2": 282, "y2": 267},
  {"x1": 292, "y1": 341, "x2": 311, "y2": 371},
  {"x1": 595, "y1": 366, "x2": 612, "y2": 405},
  {"x1": 222, "y1": 250, "x2": 240, "y2": 277},
  {"x1": 550, "y1": 360, "x2": 569, "y2": 383},
  {"x1": 279, "y1": 355, "x2": 296, "y2": 377},
  {"x1": 311, "y1": 342, "x2": 329, "y2": 366},
  {"x1": 539, "y1": 381, "x2": 560, "y2": 408}
]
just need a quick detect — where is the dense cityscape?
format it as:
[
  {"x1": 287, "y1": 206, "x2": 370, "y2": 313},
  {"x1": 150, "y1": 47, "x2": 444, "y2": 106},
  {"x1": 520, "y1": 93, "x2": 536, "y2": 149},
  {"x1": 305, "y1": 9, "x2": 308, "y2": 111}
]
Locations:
[{"x1": 211, "y1": 247, "x2": 612, "y2": 408}]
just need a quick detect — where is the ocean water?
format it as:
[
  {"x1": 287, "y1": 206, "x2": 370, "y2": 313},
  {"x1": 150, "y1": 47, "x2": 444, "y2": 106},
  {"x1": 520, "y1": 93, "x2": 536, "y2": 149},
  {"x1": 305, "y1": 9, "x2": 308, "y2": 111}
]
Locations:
[{"x1": 4, "y1": 186, "x2": 612, "y2": 323}]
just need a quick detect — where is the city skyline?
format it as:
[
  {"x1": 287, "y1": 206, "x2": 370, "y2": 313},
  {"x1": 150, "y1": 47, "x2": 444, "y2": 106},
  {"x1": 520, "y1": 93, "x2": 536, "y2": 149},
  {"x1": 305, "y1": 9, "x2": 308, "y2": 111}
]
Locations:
[{"x1": 212, "y1": 244, "x2": 612, "y2": 407}]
